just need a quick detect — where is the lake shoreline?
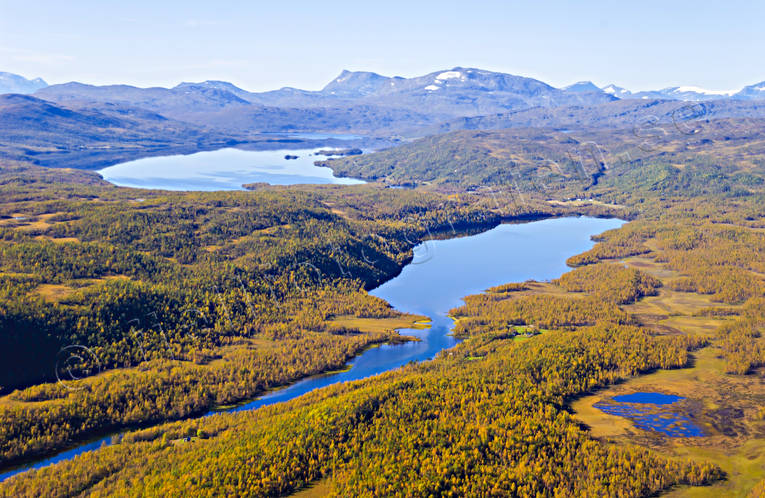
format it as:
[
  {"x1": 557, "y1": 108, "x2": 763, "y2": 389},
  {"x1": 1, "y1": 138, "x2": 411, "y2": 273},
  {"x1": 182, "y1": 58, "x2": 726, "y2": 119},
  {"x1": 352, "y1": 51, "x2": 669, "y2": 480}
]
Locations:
[
  {"x1": 98, "y1": 147, "x2": 366, "y2": 191},
  {"x1": 0, "y1": 215, "x2": 623, "y2": 482}
]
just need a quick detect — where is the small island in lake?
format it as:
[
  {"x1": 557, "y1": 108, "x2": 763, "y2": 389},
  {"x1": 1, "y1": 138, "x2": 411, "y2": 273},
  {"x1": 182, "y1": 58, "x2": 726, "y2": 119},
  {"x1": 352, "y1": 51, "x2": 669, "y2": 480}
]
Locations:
[{"x1": 315, "y1": 148, "x2": 363, "y2": 157}]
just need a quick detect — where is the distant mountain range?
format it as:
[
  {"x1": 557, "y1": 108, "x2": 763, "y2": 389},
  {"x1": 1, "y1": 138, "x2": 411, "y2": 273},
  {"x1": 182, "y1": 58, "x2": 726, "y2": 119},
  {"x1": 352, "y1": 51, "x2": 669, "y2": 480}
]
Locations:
[
  {"x1": 31, "y1": 81, "x2": 438, "y2": 136},
  {"x1": 600, "y1": 81, "x2": 765, "y2": 102},
  {"x1": 0, "y1": 93, "x2": 238, "y2": 169},
  {"x1": 4, "y1": 68, "x2": 765, "y2": 108},
  {"x1": 3, "y1": 67, "x2": 765, "y2": 169},
  {"x1": 241, "y1": 68, "x2": 618, "y2": 114},
  {"x1": 0, "y1": 72, "x2": 47, "y2": 95},
  {"x1": 30, "y1": 67, "x2": 617, "y2": 124}
]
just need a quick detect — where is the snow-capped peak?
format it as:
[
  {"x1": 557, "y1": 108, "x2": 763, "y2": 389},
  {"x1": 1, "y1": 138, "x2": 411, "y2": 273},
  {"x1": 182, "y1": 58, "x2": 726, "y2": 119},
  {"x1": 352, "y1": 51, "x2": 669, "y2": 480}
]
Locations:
[
  {"x1": 672, "y1": 85, "x2": 736, "y2": 96},
  {"x1": 599, "y1": 84, "x2": 631, "y2": 98},
  {"x1": 436, "y1": 71, "x2": 464, "y2": 81}
]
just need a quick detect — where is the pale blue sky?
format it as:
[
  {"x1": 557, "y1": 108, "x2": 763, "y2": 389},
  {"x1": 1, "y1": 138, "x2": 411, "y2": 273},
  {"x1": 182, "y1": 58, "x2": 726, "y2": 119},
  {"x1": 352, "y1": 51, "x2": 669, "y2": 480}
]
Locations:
[{"x1": 1, "y1": 1, "x2": 763, "y2": 92}]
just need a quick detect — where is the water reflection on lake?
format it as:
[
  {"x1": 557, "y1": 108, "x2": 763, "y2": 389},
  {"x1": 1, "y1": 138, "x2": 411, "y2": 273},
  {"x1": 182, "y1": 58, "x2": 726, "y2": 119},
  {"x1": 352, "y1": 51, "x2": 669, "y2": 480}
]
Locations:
[
  {"x1": 0, "y1": 216, "x2": 624, "y2": 481},
  {"x1": 224, "y1": 216, "x2": 625, "y2": 412},
  {"x1": 98, "y1": 147, "x2": 365, "y2": 190}
]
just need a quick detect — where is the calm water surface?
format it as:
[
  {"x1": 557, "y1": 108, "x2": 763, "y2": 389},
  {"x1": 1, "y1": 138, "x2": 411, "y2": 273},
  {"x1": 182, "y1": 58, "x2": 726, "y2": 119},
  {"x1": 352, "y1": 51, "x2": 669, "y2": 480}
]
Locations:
[
  {"x1": 0, "y1": 216, "x2": 623, "y2": 481},
  {"x1": 595, "y1": 392, "x2": 705, "y2": 437},
  {"x1": 613, "y1": 392, "x2": 683, "y2": 405},
  {"x1": 98, "y1": 147, "x2": 365, "y2": 190}
]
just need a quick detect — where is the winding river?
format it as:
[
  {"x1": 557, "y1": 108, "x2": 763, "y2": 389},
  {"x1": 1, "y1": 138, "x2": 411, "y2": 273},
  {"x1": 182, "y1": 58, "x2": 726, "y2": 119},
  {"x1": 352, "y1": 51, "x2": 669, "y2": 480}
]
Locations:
[{"x1": 0, "y1": 216, "x2": 623, "y2": 482}]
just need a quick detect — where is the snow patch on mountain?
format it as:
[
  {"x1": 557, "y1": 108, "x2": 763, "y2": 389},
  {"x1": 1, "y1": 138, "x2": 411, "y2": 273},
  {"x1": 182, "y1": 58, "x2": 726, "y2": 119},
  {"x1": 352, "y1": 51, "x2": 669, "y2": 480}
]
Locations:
[
  {"x1": 436, "y1": 71, "x2": 464, "y2": 81},
  {"x1": 672, "y1": 86, "x2": 736, "y2": 96},
  {"x1": 600, "y1": 84, "x2": 631, "y2": 98}
]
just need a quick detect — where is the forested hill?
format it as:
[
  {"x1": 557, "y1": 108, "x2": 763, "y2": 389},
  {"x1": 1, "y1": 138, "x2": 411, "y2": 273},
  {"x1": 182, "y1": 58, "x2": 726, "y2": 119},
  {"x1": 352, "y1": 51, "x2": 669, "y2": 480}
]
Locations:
[
  {"x1": 4, "y1": 68, "x2": 765, "y2": 173},
  {"x1": 0, "y1": 164, "x2": 617, "y2": 471},
  {"x1": 320, "y1": 117, "x2": 765, "y2": 193},
  {"x1": 3, "y1": 144, "x2": 764, "y2": 495},
  {"x1": 428, "y1": 98, "x2": 765, "y2": 133},
  {"x1": 1, "y1": 69, "x2": 765, "y2": 496}
]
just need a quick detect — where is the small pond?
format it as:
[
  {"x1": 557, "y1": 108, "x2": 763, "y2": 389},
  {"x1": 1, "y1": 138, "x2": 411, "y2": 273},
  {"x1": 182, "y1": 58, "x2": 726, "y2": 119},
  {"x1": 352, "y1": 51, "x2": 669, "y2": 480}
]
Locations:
[{"x1": 594, "y1": 392, "x2": 704, "y2": 437}]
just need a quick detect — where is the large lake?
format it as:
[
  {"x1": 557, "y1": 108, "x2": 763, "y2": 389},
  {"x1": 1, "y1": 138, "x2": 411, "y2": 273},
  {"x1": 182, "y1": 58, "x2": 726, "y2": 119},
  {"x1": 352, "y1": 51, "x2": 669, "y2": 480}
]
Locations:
[
  {"x1": 227, "y1": 216, "x2": 623, "y2": 410},
  {"x1": 98, "y1": 148, "x2": 365, "y2": 190},
  {"x1": 0, "y1": 216, "x2": 623, "y2": 481}
]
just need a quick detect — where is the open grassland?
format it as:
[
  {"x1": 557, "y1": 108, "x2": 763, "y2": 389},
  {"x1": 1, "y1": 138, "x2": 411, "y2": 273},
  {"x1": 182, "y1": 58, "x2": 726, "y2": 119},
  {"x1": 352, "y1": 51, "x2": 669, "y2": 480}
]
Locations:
[
  {"x1": 290, "y1": 477, "x2": 333, "y2": 498},
  {"x1": 571, "y1": 232, "x2": 765, "y2": 497},
  {"x1": 573, "y1": 347, "x2": 765, "y2": 498},
  {"x1": 329, "y1": 314, "x2": 430, "y2": 335}
]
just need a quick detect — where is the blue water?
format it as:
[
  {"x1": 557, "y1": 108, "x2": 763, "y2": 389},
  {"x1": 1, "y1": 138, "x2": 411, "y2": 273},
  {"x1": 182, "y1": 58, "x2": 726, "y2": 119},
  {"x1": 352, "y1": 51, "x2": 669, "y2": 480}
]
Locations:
[
  {"x1": 613, "y1": 392, "x2": 683, "y2": 405},
  {"x1": 98, "y1": 147, "x2": 366, "y2": 190},
  {"x1": 595, "y1": 392, "x2": 705, "y2": 437},
  {"x1": 0, "y1": 438, "x2": 114, "y2": 482},
  {"x1": 225, "y1": 216, "x2": 624, "y2": 411},
  {"x1": 0, "y1": 216, "x2": 623, "y2": 481}
]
